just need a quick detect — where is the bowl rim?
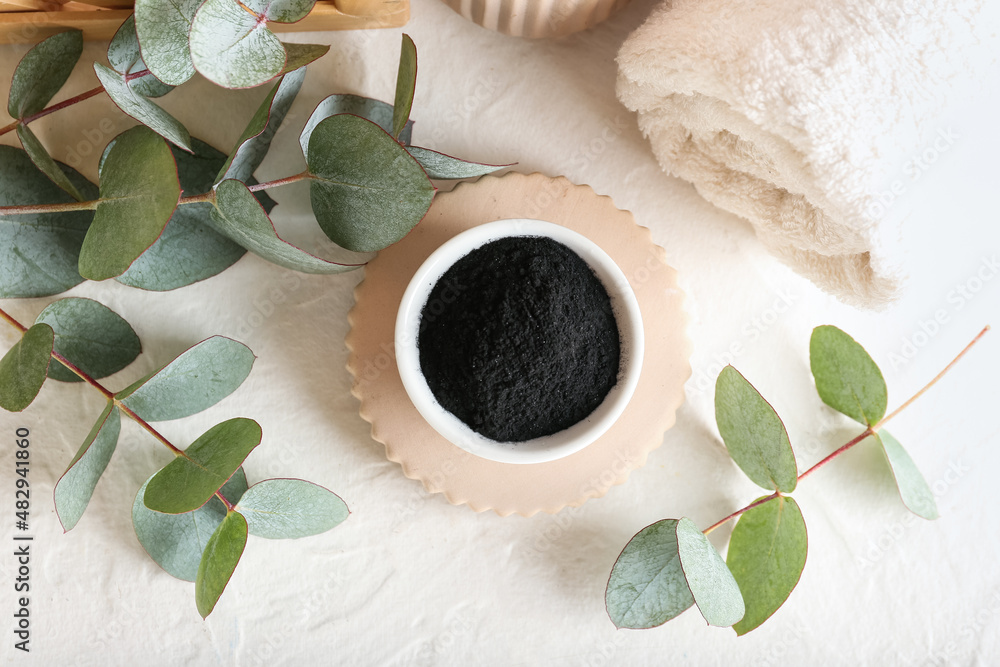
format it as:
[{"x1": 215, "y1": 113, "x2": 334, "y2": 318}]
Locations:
[{"x1": 394, "y1": 218, "x2": 645, "y2": 464}]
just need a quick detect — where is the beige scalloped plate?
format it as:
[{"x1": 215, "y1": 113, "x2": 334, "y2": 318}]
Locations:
[{"x1": 346, "y1": 172, "x2": 690, "y2": 516}]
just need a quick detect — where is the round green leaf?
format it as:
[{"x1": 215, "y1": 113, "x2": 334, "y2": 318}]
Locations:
[
  {"x1": 810, "y1": 325, "x2": 887, "y2": 426},
  {"x1": 211, "y1": 179, "x2": 361, "y2": 274},
  {"x1": 117, "y1": 335, "x2": 255, "y2": 422},
  {"x1": 196, "y1": 510, "x2": 248, "y2": 618},
  {"x1": 134, "y1": 0, "x2": 202, "y2": 86},
  {"x1": 108, "y1": 15, "x2": 174, "y2": 98},
  {"x1": 118, "y1": 138, "x2": 255, "y2": 291},
  {"x1": 0, "y1": 145, "x2": 97, "y2": 298},
  {"x1": 189, "y1": 0, "x2": 287, "y2": 89},
  {"x1": 34, "y1": 297, "x2": 141, "y2": 383},
  {"x1": 675, "y1": 517, "x2": 745, "y2": 627},
  {"x1": 144, "y1": 418, "x2": 262, "y2": 514},
  {"x1": 54, "y1": 403, "x2": 121, "y2": 531},
  {"x1": 8, "y1": 30, "x2": 82, "y2": 119},
  {"x1": 245, "y1": 0, "x2": 316, "y2": 22},
  {"x1": 133, "y1": 468, "x2": 248, "y2": 581},
  {"x1": 606, "y1": 519, "x2": 695, "y2": 629},
  {"x1": 392, "y1": 34, "x2": 417, "y2": 140},
  {"x1": 299, "y1": 94, "x2": 412, "y2": 162},
  {"x1": 94, "y1": 63, "x2": 192, "y2": 151},
  {"x1": 876, "y1": 429, "x2": 939, "y2": 520},
  {"x1": 715, "y1": 365, "x2": 798, "y2": 493},
  {"x1": 0, "y1": 323, "x2": 54, "y2": 412},
  {"x1": 405, "y1": 146, "x2": 509, "y2": 180},
  {"x1": 727, "y1": 496, "x2": 808, "y2": 636},
  {"x1": 78, "y1": 126, "x2": 181, "y2": 281},
  {"x1": 16, "y1": 124, "x2": 84, "y2": 201},
  {"x1": 236, "y1": 478, "x2": 349, "y2": 539},
  {"x1": 308, "y1": 114, "x2": 435, "y2": 252}
]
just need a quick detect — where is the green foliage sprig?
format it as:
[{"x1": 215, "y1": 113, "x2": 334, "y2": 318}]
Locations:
[{"x1": 606, "y1": 325, "x2": 989, "y2": 634}]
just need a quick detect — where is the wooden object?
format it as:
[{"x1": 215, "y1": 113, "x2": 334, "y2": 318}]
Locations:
[
  {"x1": 347, "y1": 172, "x2": 692, "y2": 516},
  {"x1": 0, "y1": 0, "x2": 407, "y2": 43}
]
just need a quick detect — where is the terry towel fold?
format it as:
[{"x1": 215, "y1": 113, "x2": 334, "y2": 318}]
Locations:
[{"x1": 618, "y1": 0, "x2": 988, "y2": 307}]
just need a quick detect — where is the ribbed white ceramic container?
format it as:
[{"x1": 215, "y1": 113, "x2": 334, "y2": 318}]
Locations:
[{"x1": 440, "y1": 0, "x2": 630, "y2": 38}]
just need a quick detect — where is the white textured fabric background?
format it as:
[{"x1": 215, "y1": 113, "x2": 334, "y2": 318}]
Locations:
[{"x1": 0, "y1": 1, "x2": 998, "y2": 664}]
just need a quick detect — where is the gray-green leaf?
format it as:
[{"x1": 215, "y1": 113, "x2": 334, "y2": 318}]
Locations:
[
  {"x1": 405, "y1": 146, "x2": 508, "y2": 180},
  {"x1": 392, "y1": 34, "x2": 417, "y2": 140},
  {"x1": 235, "y1": 478, "x2": 349, "y2": 539},
  {"x1": 78, "y1": 126, "x2": 181, "y2": 281},
  {"x1": 0, "y1": 323, "x2": 54, "y2": 412},
  {"x1": 94, "y1": 63, "x2": 192, "y2": 151},
  {"x1": 308, "y1": 114, "x2": 434, "y2": 252},
  {"x1": 189, "y1": 0, "x2": 286, "y2": 89},
  {"x1": 810, "y1": 325, "x2": 887, "y2": 426},
  {"x1": 216, "y1": 68, "x2": 305, "y2": 184},
  {"x1": 0, "y1": 146, "x2": 96, "y2": 298},
  {"x1": 117, "y1": 335, "x2": 255, "y2": 422},
  {"x1": 196, "y1": 510, "x2": 248, "y2": 618},
  {"x1": 16, "y1": 124, "x2": 84, "y2": 201},
  {"x1": 299, "y1": 94, "x2": 412, "y2": 162},
  {"x1": 715, "y1": 365, "x2": 798, "y2": 493},
  {"x1": 8, "y1": 30, "x2": 82, "y2": 119},
  {"x1": 727, "y1": 495, "x2": 808, "y2": 636},
  {"x1": 876, "y1": 429, "x2": 938, "y2": 520},
  {"x1": 134, "y1": 0, "x2": 202, "y2": 86},
  {"x1": 108, "y1": 15, "x2": 174, "y2": 98},
  {"x1": 675, "y1": 517, "x2": 745, "y2": 627},
  {"x1": 118, "y1": 138, "x2": 258, "y2": 291},
  {"x1": 53, "y1": 402, "x2": 121, "y2": 530},
  {"x1": 133, "y1": 468, "x2": 248, "y2": 581},
  {"x1": 606, "y1": 519, "x2": 695, "y2": 629},
  {"x1": 211, "y1": 179, "x2": 361, "y2": 274},
  {"x1": 144, "y1": 418, "x2": 262, "y2": 514},
  {"x1": 34, "y1": 297, "x2": 141, "y2": 383}
]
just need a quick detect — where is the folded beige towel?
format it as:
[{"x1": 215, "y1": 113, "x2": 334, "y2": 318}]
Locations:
[{"x1": 618, "y1": 0, "x2": 988, "y2": 307}]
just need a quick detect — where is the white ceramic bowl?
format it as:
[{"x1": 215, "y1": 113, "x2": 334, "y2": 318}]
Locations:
[
  {"x1": 395, "y1": 219, "x2": 644, "y2": 464},
  {"x1": 439, "y1": 0, "x2": 631, "y2": 39}
]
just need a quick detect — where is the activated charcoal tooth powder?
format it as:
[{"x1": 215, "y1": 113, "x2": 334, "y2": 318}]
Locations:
[{"x1": 417, "y1": 235, "x2": 621, "y2": 443}]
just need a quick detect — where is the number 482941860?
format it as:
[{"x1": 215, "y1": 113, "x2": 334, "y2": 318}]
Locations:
[{"x1": 15, "y1": 427, "x2": 29, "y2": 528}]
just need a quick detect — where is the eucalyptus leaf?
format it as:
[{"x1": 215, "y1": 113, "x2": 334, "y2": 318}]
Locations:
[
  {"x1": 236, "y1": 478, "x2": 349, "y2": 539},
  {"x1": 78, "y1": 126, "x2": 181, "y2": 281},
  {"x1": 108, "y1": 15, "x2": 174, "y2": 98},
  {"x1": 133, "y1": 468, "x2": 248, "y2": 581},
  {"x1": 144, "y1": 418, "x2": 262, "y2": 514},
  {"x1": 118, "y1": 138, "x2": 259, "y2": 291},
  {"x1": 0, "y1": 146, "x2": 97, "y2": 298},
  {"x1": 34, "y1": 297, "x2": 141, "y2": 383},
  {"x1": 876, "y1": 429, "x2": 939, "y2": 520},
  {"x1": 196, "y1": 510, "x2": 248, "y2": 618},
  {"x1": 134, "y1": 0, "x2": 202, "y2": 86},
  {"x1": 189, "y1": 0, "x2": 287, "y2": 89},
  {"x1": 211, "y1": 179, "x2": 361, "y2": 274},
  {"x1": 282, "y1": 43, "x2": 330, "y2": 74},
  {"x1": 216, "y1": 68, "x2": 305, "y2": 184},
  {"x1": 94, "y1": 63, "x2": 192, "y2": 151},
  {"x1": 16, "y1": 124, "x2": 84, "y2": 201},
  {"x1": 117, "y1": 335, "x2": 255, "y2": 422},
  {"x1": 810, "y1": 325, "x2": 887, "y2": 426},
  {"x1": 715, "y1": 365, "x2": 798, "y2": 493},
  {"x1": 727, "y1": 496, "x2": 808, "y2": 636},
  {"x1": 308, "y1": 114, "x2": 435, "y2": 252},
  {"x1": 299, "y1": 94, "x2": 413, "y2": 162},
  {"x1": 392, "y1": 34, "x2": 417, "y2": 140},
  {"x1": 605, "y1": 519, "x2": 695, "y2": 629},
  {"x1": 405, "y1": 146, "x2": 508, "y2": 180},
  {"x1": 0, "y1": 323, "x2": 54, "y2": 412},
  {"x1": 246, "y1": 0, "x2": 316, "y2": 22},
  {"x1": 8, "y1": 30, "x2": 82, "y2": 119},
  {"x1": 675, "y1": 517, "x2": 745, "y2": 627},
  {"x1": 53, "y1": 402, "x2": 121, "y2": 530}
]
